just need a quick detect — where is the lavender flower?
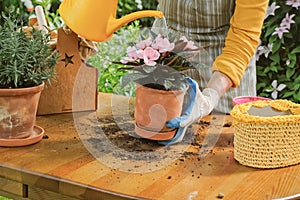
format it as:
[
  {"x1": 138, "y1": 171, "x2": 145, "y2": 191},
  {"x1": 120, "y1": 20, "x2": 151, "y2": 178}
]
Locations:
[
  {"x1": 272, "y1": 26, "x2": 289, "y2": 39},
  {"x1": 256, "y1": 43, "x2": 273, "y2": 60},
  {"x1": 265, "y1": 2, "x2": 280, "y2": 19},
  {"x1": 280, "y1": 13, "x2": 295, "y2": 29},
  {"x1": 286, "y1": 0, "x2": 300, "y2": 9}
]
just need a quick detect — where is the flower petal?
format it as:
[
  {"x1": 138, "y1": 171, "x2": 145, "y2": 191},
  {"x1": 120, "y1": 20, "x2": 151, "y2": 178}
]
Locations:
[
  {"x1": 271, "y1": 80, "x2": 278, "y2": 88},
  {"x1": 277, "y1": 83, "x2": 286, "y2": 91},
  {"x1": 271, "y1": 91, "x2": 278, "y2": 99}
]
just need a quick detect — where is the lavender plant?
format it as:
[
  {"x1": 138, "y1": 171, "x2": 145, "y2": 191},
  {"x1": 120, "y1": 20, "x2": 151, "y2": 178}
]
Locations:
[{"x1": 0, "y1": 10, "x2": 59, "y2": 88}]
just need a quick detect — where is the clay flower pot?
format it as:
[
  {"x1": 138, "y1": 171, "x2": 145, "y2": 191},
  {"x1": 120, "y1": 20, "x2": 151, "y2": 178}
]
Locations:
[
  {"x1": 134, "y1": 84, "x2": 185, "y2": 140},
  {"x1": 0, "y1": 83, "x2": 44, "y2": 139}
]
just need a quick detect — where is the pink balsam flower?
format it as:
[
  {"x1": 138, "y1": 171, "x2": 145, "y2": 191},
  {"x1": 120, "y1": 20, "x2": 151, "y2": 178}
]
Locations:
[
  {"x1": 139, "y1": 47, "x2": 160, "y2": 66},
  {"x1": 152, "y1": 35, "x2": 175, "y2": 53},
  {"x1": 121, "y1": 46, "x2": 139, "y2": 63},
  {"x1": 180, "y1": 36, "x2": 198, "y2": 50},
  {"x1": 136, "y1": 38, "x2": 152, "y2": 50},
  {"x1": 127, "y1": 46, "x2": 139, "y2": 59}
]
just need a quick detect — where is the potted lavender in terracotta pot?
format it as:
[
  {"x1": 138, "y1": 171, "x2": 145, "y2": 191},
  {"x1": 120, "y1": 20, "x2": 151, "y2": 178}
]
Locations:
[
  {"x1": 116, "y1": 30, "x2": 203, "y2": 140},
  {"x1": 0, "y1": 10, "x2": 59, "y2": 146}
]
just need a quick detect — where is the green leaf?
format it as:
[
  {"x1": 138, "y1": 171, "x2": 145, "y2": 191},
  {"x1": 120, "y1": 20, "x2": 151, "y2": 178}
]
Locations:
[
  {"x1": 269, "y1": 53, "x2": 280, "y2": 64},
  {"x1": 287, "y1": 58, "x2": 297, "y2": 68},
  {"x1": 286, "y1": 68, "x2": 295, "y2": 79},
  {"x1": 263, "y1": 67, "x2": 270, "y2": 74},
  {"x1": 270, "y1": 65, "x2": 278, "y2": 72},
  {"x1": 294, "y1": 84, "x2": 300, "y2": 90},
  {"x1": 295, "y1": 76, "x2": 300, "y2": 82},
  {"x1": 282, "y1": 91, "x2": 294, "y2": 98},
  {"x1": 291, "y1": 46, "x2": 300, "y2": 54},
  {"x1": 293, "y1": 91, "x2": 300, "y2": 101},
  {"x1": 271, "y1": 39, "x2": 282, "y2": 53},
  {"x1": 288, "y1": 53, "x2": 297, "y2": 62},
  {"x1": 120, "y1": 72, "x2": 147, "y2": 88},
  {"x1": 264, "y1": 25, "x2": 276, "y2": 37},
  {"x1": 257, "y1": 82, "x2": 267, "y2": 91}
]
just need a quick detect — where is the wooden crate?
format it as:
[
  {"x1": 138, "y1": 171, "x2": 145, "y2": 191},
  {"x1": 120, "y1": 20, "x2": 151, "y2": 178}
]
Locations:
[{"x1": 37, "y1": 28, "x2": 98, "y2": 115}]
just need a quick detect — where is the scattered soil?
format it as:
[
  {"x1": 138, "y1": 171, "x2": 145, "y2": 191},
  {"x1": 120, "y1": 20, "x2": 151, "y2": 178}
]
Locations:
[{"x1": 73, "y1": 102, "x2": 233, "y2": 172}]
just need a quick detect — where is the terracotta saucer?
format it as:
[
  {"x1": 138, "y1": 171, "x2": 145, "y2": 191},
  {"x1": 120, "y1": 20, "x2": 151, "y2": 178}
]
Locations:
[
  {"x1": 135, "y1": 123, "x2": 176, "y2": 141},
  {"x1": 0, "y1": 125, "x2": 44, "y2": 147}
]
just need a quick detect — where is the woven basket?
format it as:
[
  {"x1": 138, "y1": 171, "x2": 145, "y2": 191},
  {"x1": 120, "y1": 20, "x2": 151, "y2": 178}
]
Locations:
[{"x1": 230, "y1": 99, "x2": 300, "y2": 169}]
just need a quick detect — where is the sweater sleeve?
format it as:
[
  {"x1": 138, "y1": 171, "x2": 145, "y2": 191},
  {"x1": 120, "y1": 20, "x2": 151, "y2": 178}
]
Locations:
[{"x1": 212, "y1": 0, "x2": 269, "y2": 87}]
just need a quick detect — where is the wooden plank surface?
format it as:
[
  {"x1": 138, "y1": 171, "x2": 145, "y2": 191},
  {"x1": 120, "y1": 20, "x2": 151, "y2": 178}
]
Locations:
[{"x1": 1, "y1": 92, "x2": 300, "y2": 200}]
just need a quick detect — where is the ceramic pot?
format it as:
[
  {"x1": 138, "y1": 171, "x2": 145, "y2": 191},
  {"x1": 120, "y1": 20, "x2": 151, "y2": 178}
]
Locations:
[
  {"x1": 134, "y1": 84, "x2": 185, "y2": 140},
  {"x1": 0, "y1": 83, "x2": 44, "y2": 139}
]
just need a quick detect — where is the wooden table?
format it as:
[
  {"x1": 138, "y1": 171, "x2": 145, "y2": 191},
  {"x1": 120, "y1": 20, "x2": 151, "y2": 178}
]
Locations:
[{"x1": 1, "y1": 93, "x2": 300, "y2": 200}]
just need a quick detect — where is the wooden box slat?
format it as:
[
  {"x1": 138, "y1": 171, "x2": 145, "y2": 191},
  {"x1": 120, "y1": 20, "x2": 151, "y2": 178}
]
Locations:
[{"x1": 37, "y1": 28, "x2": 98, "y2": 115}]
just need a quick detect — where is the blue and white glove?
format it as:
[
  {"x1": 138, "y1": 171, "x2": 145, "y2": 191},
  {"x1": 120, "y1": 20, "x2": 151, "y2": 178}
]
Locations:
[{"x1": 159, "y1": 77, "x2": 219, "y2": 145}]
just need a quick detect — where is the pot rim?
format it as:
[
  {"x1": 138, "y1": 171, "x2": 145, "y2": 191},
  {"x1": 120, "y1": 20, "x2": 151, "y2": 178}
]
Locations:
[
  {"x1": 136, "y1": 84, "x2": 186, "y2": 95},
  {"x1": 0, "y1": 82, "x2": 44, "y2": 96}
]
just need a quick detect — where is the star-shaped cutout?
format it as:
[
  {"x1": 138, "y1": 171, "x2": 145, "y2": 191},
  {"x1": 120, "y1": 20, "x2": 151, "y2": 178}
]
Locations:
[{"x1": 61, "y1": 53, "x2": 74, "y2": 67}]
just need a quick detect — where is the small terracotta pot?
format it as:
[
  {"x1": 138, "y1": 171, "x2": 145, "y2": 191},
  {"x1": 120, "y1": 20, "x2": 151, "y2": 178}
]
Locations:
[
  {"x1": 0, "y1": 83, "x2": 44, "y2": 139},
  {"x1": 134, "y1": 84, "x2": 185, "y2": 140}
]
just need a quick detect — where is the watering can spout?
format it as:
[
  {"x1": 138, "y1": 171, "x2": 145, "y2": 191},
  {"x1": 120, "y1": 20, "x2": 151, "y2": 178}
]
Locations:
[
  {"x1": 109, "y1": 10, "x2": 164, "y2": 39},
  {"x1": 59, "y1": 0, "x2": 164, "y2": 42}
]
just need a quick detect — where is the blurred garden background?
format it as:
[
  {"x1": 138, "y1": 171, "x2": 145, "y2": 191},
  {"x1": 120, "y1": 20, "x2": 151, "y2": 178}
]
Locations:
[{"x1": 0, "y1": 0, "x2": 299, "y2": 103}]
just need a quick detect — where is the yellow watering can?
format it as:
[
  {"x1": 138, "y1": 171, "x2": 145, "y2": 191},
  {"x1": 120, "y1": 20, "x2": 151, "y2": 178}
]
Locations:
[{"x1": 59, "y1": 0, "x2": 164, "y2": 42}]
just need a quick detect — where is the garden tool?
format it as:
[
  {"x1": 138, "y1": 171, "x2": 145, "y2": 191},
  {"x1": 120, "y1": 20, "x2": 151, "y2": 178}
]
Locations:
[
  {"x1": 59, "y1": 0, "x2": 164, "y2": 42},
  {"x1": 35, "y1": 5, "x2": 48, "y2": 34}
]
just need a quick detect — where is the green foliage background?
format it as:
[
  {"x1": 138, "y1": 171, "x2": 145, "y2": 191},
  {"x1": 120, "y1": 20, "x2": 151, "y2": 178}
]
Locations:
[
  {"x1": 2, "y1": 0, "x2": 299, "y2": 102},
  {"x1": 88, "y1": 22, "x2": 141, "y2": 96},
  {"x1": 0, "y1": 0, "x2": 158, "y2": 94},
  {"x1": 256, "y1": 0, "x2": 300, "y2": 103},
  {"x1": 89, "y1": 0, "x2": 158, "y2": 95},
  {"x1": 117, "y1": 0, "x2": 158, "y2": 27},
  {"x1": 0, "y1": 0, "x2": 61, "y2": 26}
]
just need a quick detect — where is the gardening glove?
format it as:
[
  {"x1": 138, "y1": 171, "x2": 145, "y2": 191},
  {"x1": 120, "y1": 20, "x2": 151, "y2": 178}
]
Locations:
[{"x1": 159, "y1": 77, "x2": 219, "y2": 145}]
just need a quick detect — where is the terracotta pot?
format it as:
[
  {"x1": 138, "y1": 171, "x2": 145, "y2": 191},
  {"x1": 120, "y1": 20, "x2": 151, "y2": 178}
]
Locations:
[
  {"x1": 0, "y1": 83, "x2": 44, "y2": 139},
  {"x1": 134, "y1": 84, "x2": 185, "y2": 140}
]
